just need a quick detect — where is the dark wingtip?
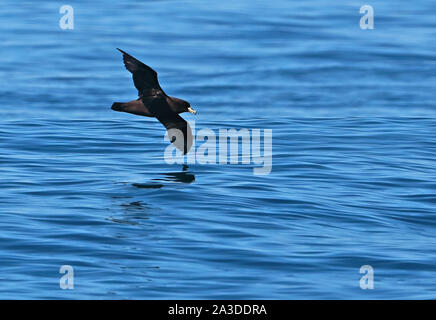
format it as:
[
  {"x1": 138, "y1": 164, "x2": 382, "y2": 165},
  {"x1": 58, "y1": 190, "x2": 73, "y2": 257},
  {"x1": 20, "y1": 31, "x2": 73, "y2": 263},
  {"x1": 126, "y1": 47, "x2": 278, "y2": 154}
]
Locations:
[{"x1": 116, "y1": 48, "x2": 127, "y2": 55}]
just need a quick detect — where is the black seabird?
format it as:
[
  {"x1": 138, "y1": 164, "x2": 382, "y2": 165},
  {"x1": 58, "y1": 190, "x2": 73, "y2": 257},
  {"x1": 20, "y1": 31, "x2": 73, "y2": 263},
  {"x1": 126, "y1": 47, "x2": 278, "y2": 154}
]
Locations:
[{"x1": 111, "y1": 48, "x2": 197, "y2": 154}]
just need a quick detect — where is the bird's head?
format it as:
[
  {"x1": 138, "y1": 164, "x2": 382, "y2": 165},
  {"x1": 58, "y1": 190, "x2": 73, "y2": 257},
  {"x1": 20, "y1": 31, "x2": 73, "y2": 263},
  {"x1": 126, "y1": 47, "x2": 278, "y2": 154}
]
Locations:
[
  {"x1": 182, "y1": 100, "x2": 197, "y2": 115},
  {"x1": 188, "y1": 103, "x2": 197, "y2": 115},
  {"x1": 171, "y1": 97, "x2": 197, "y2": 115},
  {"x1": 186, "y1": 102, "x2": 197, "y2": 115}
]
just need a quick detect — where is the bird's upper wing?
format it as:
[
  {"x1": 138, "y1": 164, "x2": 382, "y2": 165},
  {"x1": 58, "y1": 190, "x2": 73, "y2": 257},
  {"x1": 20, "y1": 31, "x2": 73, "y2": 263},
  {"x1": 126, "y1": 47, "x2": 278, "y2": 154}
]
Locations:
[
  {"x1": 117, "y1": 48, "x2": 165, "y2": 97},
  {"x1": 156, "y1": 113, "x2": 193, "y2": 155}
]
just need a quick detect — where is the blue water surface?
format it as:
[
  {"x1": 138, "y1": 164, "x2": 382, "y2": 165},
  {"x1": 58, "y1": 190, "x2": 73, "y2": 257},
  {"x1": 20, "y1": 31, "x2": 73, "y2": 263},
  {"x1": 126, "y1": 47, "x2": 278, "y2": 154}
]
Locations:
[{"x1": 0, "y1": 0, "x2": 435, "y2": 299}]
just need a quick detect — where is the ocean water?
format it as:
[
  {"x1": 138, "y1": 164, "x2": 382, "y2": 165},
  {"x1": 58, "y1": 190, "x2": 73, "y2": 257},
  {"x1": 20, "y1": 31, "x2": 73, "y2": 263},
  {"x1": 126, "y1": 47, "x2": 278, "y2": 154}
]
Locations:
[{"x1": 0, "y1": 0, "x2": 435, "y2": 299}]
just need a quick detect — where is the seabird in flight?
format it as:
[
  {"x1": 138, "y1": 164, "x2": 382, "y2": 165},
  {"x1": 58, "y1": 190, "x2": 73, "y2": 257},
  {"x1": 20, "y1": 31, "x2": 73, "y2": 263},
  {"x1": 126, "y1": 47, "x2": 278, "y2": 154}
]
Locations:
[{"x1": 111, "y1": 48, "x2": 197, "y2": 154}]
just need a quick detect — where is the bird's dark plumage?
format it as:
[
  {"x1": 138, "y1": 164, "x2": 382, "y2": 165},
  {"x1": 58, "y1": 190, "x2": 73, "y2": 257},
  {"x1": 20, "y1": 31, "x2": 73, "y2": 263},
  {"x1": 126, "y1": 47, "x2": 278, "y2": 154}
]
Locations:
[
  {"x1": 117, "y1": 48, "x2": 163, "y2": 98},
  {"x1": 111, "y1": 49, "x2": 196, "y2": 154}
]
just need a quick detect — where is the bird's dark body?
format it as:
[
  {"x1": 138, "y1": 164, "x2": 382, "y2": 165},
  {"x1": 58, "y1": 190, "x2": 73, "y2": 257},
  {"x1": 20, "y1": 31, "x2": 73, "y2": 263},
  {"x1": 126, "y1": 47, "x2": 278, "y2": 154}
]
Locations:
[{"x1": 111, "y1": 48, "x2": 196, "y2": 154}]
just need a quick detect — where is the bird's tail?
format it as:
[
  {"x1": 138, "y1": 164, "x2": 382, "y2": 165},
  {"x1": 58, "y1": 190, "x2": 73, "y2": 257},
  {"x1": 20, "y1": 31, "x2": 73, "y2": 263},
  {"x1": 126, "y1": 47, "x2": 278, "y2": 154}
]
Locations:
[{"x1": 111, "y1": 102, "x2": 126, "y2": 112}]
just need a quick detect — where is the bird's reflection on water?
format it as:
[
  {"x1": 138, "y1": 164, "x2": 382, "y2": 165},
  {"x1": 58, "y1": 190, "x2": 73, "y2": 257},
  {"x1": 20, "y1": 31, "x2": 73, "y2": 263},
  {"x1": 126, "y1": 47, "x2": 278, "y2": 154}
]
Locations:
[
  {"x1": 107, "y1": 201, "x2": 150, "y2": 226},
  {"x1": 132, "y1": 165, "x2": 195, "y2": 189},
  {"x1": 153, "y1": 165, "x2": 195, "y2": 184},
  {"x1": 110, "y1": 166, "x2": 195, "y2": 225}
]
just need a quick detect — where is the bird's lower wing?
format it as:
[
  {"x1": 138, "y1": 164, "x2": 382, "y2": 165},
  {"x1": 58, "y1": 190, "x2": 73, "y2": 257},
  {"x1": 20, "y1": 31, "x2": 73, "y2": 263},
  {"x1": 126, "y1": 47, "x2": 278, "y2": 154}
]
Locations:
[{"x1": 156, "y1": 114, "x2": 193, "y2": 154}]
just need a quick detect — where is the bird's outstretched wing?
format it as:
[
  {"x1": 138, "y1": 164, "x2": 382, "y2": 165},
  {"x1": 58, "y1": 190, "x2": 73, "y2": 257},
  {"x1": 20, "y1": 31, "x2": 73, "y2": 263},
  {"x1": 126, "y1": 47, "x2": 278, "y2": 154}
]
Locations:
[
  {"x1": 117, "y1": 48, "x2": 165, "y2": 97},
  {"x1": 156, "y1": 113, "x2": 193, "y2": 155}
]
